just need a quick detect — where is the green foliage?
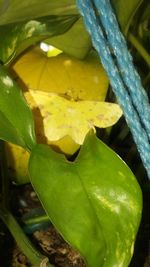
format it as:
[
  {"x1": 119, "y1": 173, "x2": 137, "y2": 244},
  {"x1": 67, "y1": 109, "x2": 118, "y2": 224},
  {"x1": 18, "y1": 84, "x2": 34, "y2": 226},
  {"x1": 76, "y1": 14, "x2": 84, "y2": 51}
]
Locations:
[
  {"x1": 45, "y1": 18, "x2": 91, "y2": 59},
  {"x1": 0, "y1": 66, "x2": 36, "y2": 149},
  {"x1": 0, "y1": 0, "x2": 149, "y2": 266},
  {"x1": 135, "y1": 0, "x2": 150, "y2": 49},
  {"x1": 29, "y1": 133, "x2": 142, "y2": 267},
  {"x1": 0, "y1": 0, "x2": 77, "y2": 25},
  {"x1": 0, "y1": 15, "x2": 78, "y2": 64},
  {"x1": 0, "y1": 0, "x2": 144, "y2": 62},
  {"x1": 112, "y1": 0, "x2": 143, "y2": 33}
]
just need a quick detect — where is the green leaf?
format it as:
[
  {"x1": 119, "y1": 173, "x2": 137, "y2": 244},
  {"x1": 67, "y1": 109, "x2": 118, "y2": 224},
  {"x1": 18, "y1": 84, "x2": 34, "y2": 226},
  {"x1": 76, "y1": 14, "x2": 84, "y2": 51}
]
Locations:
[
  {"x1": 29, "y1": 133, "x2": 142, "y2": 267},
  {"x1": 0, "y1": 0, "x2": 91, "y2": 60},
  {"x1": 0, "y1": 0, "x2": 78, "y2": 25},
  {"x1": 0, "y1": 66, "x2": 36, "y2": 149},
  {"x1": 0, "y1": 15, "x2": 78, "y2": 64},
  {"x1": 0, "y1": 111, "x2": 25, "y2": 146},
  {"x1": 46, "y1": 0, "x2": 144, "y2": 58},
  {"x1": 0, "y1": 0, "x2": 144, "y2": 60},
  {"x1": 45, "y1": 18, "x2": 91, "y2": 59},
  {"x1": 111, "y1": 0, "x2": 143, "y2": 34}
]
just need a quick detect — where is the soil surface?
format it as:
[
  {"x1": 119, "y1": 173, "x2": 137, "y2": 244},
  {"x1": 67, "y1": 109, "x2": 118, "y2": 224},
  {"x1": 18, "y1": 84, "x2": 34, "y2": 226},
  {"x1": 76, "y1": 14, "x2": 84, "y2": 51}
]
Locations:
[
  {"x1": 11, "y1": 225, "x2": 86, "y2": 267},
  {"x1": 0, "y1": 184, "x2": 86, "y2": 267}
]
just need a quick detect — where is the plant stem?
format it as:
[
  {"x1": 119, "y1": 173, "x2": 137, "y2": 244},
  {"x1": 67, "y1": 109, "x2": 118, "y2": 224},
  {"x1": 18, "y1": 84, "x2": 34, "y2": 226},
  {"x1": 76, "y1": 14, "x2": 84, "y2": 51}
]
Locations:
[
  {"x1": 0, "y1": 141, "x2": 54, "y2": 267},
  {"x1": 23, "y1": 212, "x2": 50, "y2": 226},
  {"x1": 0, "y1": 207, "x2": 54, "y2": 267},
  {"x1": 22, "y1": 210, "x2": 50, "y2": 234},
  {"x1": 128, "y1": 32, "x2": 150, "y2": 67}
]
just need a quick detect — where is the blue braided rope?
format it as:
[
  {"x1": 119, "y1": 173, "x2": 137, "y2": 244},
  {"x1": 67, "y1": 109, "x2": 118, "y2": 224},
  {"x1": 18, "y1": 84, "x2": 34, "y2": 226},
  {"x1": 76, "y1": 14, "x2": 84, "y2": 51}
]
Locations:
[
  {"x1": 94, "y1": 0, "x2": 150, "y2": 141},
  {"x1": 77, "y1": 0, "x2": 150, "y2": 178}
]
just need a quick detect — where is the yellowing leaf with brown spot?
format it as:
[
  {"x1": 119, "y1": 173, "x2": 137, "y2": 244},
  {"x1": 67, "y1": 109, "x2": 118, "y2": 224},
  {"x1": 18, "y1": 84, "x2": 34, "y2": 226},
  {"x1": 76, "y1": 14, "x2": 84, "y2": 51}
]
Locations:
[{"x1": 25, "y1": 90, "x2": 122, "y2": 145}]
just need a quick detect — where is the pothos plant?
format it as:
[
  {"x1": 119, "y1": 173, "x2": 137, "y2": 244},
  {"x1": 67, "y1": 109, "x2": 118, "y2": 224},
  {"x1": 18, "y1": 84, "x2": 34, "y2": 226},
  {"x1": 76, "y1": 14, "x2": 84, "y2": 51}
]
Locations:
[{"x1": 1, "y1": 0, "x2": 150, "y2": 266}]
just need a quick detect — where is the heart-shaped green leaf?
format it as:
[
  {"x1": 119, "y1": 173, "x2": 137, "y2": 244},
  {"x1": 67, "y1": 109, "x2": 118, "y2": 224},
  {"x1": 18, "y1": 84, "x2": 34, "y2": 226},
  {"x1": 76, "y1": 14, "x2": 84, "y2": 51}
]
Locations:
[
  {"x1": 29, "y1": 133, "x2": 142, "y2": 267},
  {"x1": 0, "y1": 66, "x2": 36, "y2": 149}
]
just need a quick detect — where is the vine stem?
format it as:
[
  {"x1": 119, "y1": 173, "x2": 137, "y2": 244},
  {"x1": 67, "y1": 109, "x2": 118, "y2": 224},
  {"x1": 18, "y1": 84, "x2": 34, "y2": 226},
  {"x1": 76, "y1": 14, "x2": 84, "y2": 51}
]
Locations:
[
  {"x1": 0, "y1": 207, "x2": 54, "y2": 267},
  {"x1": 0, "y1": 141, "x2": 54, "y2": 267},
  {"x1": 23, "y1": 212, "x2": 50, "y2": 226},
  {"x1": 128, "y1": 32, "x2": 150, "y2": 67}
]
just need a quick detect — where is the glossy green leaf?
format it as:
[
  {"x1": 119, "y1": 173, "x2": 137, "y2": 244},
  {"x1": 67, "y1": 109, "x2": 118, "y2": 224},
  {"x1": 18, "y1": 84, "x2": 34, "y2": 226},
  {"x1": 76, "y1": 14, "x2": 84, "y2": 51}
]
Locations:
[
  {"x1": 0, "y1": 0, "x2": 144, "y2": 61},
  {"x1": 0, "y1": 66, "x2": 36, "y2": 149},
  {"x1": 111, "y1": 0, "x2": 143, "y2": 34},
  {"x1": 45, "y1": 18, "x2": 91, "y2": 59},
  {"x1": 0, "y1": 0, "x2": 77, "y2": 25},
  {"x1": 29, "y1": 133, "x2": 142, "y2": 267},
  {"x1": 0, "y1": 111, "x2": 25, "y2": 146},
  {"x1": 0, "y1": 15, "x2": 78, "y2": 64}
]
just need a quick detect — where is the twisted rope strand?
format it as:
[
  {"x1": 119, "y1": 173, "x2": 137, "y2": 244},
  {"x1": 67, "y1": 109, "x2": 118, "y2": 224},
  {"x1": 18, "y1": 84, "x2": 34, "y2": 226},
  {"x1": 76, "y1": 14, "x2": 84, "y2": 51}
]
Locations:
[
  {"x1": 77, "y1": 0, "x2": 150, "y2": 178},
  {"x1": 94, "y1": 0, "x2": 150, "y2": 141}
]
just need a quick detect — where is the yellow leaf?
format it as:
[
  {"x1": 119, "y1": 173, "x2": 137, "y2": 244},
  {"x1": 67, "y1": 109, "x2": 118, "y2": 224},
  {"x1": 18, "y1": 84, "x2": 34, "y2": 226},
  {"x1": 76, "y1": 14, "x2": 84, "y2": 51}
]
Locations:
[
  {"x1": 5, "y1": 142, "x2": 30, "y2": 184},
  {"x1": 11, "y1": 46, "x2": 109, "y2": 101},
  {"x1": 10, "y1": 46, "x2": 110, "y2": 155},
  {"x1": 6, "y1": 46, "x2": 116, "y2": 184},
  {"x1": 25, "y1": 90, "x2": 122, "y2": 145}
]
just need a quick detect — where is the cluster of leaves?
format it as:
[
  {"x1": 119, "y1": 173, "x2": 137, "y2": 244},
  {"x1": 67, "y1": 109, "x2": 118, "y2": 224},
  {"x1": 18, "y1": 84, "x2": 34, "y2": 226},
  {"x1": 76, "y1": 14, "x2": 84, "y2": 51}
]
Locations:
[{"x1": 0, "y1": 0, "x2": 149, "y2": 267}]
